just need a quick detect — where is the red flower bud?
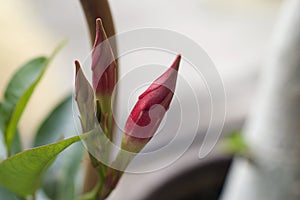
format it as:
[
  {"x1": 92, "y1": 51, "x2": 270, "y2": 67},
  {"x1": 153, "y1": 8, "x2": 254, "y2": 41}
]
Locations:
[
  {"x1": 91, "y1": 18, "x2": 117, "y2": 140},
  {"x1": 122, "y1": 55, "x2": 181, "y2": 152},
  {"x1": 99, "y1": 55, "x2": 181, "y2": 197},
  {"x1": 92, "y1": 18, "x2": 117, "y2": 99}
]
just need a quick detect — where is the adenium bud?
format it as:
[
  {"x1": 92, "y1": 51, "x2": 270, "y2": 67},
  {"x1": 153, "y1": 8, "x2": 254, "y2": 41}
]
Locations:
[
  {"x1": 75, "y1": 61, "x2": 107, "y2": 170},
  {"x1": 91, "y1": 18, "x2": 117, "y2": 140},
  {"x1": 122, "y1": 55, "x2": 181, "y2": 152},
  {"x1": 98, "y1": 55, "x2": 182, "y2": 198},
  {"x1": 74, "y1": 60, "x2": 96, "y2": 132},
  {"x1": 92, "y1": 18, "x2": 117, "y2": 103}
]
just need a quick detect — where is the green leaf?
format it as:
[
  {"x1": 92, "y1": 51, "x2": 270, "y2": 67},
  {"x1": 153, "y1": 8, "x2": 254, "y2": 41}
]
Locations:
[
  {"x1": 0, "y1": 104, "x2": 7, "y2": 160},
  {"x1": 1, "y1": 40, "x2": 66, "y2": 153},
  {"x1": 0, "y1": 104, "x2": 21, "y2": 158},
  {"x1": 0, "y1": 103, "x2": 4, "y2": 134},
  {"x1": 0, "y1": 135, "x2": 6, "y2": 161},
  {"x1": 43, "y1": 144, "x2": 84, "y2": 200},
  {"x1": 0, "y1": 135, "x2": 81, "y2": 197},
  {"x1": 10, "y1": 129, "x2": 22, "y2": 155},
  {"x1": 33, "y1": 95, "x2": 74, "y2": 146},
  {"x1": 0, "y1": 185, "x2": 19, "y2": 200},
  {"x1": 1, "y1": 57, "x2": 47, "y2": 152},
  {"x1": 33, "y1": 95, "x2": 84, "y2": 200},
  {"x1": 219, "y1": 131, "x2": 251, "y2": 158}
]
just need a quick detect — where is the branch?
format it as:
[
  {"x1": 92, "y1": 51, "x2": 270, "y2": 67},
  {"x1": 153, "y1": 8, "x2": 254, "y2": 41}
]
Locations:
[
  {"x1": 80, "y1": 0, "x2": 116, "y2": 48},
  {"x1": 79, "y1": 0, "x2": 117, "y2": 195}
]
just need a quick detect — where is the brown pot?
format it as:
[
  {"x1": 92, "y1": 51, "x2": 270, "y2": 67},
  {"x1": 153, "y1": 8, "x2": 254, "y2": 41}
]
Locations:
[{"x1": 142, "y1": 156, "x2": 232, "y2": 200}]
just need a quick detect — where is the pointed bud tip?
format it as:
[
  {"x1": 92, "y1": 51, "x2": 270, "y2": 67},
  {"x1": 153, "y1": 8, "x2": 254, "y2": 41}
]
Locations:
[
  {"x1": 171, "y1": 54, "x2": 181, "y2": 71},
  {"x1": 93, "y1": 18, "x2": 107, "y2": 50},
  {"x1": 96, "y1": 18, "x2": 103, "y2": 29},
  {"x1": 74, "y1": 60, "x2": 81, "y2": 74}
]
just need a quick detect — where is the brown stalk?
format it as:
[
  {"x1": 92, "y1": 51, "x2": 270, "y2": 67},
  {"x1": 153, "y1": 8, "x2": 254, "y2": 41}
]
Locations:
[
  {"x1": 79, "y1": 0, "x2": 117, "y2": 194},
  {"x1": 80, "y1": 0, "x2": 116, "y2": 51}
]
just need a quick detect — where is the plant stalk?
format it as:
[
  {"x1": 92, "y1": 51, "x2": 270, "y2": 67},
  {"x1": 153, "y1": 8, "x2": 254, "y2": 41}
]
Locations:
[
  {"x1": 79, "y1": 0, "x2": 117, "y2": 196},
  {"x1": 79, "y1": 0, "x2": 116, "y2": 52}
]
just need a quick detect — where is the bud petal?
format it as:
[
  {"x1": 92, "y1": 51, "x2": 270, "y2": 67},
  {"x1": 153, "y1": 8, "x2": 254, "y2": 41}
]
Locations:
[
  {"x1": 92, "y1": 18, "x2": 117, "y2": 99},
  {"x1": 91, "y1": 18, "x2": 117, "y2": 141},
  {"x1": 75, "y1": 60, "x2": 96, "y2": 132},
  {"x1": 122, "y1": 55, "x2": 181, "y2": 152}
]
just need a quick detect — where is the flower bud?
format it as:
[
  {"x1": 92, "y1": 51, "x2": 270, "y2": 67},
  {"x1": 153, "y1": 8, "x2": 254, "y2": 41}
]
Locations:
[
  {"x1": 91, "y1": 18, "x2": 117, "y2": 140},
  {"x1": 75, "y1": 60, "x2": 96, "y2": 132},
  {"x1": 122, "y1": 55, "x2": 181, "y2": 152},
  {"x1": 92, "y1": 18, "x2": 116, "y2": 101}
]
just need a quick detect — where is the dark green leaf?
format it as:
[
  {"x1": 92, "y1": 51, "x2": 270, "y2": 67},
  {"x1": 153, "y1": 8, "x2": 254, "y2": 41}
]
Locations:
[
  {"x1": 0, "y1": 104, "x2": 7, "y2": 159},
  {"x1": 43, "y1": 143, "x2": 84, "y2": 200},
  {"x1": 33, "y1": 95, "x2": 84, "y2": 200},
  {"x1": 0, "y1": 102, "x2": 4, "y2": 134},
  {"x1": 1, "y1": 57, "x2": 47, "y2": 152},
  {"x1": 0, "y1": 135, "x2": 6, "y2": 160},
  {"x1": 10, "y1": 130, "x2": 22, "y2": 155},
  {"x1": 1, "y1": 40, "x2": 66, "y2": 153},
  {"x1": 0, "y1": 185, "x2": 19, "y2": 200},
  {"x1": 0, "y1": 135, "x2": 81, "y2": 197},
  {"x1": 0, "y1": 104, "x2": 21, "y2": 158},
  {"x1": 33, "y1": 95, "x2": 73, "y2": 146}
]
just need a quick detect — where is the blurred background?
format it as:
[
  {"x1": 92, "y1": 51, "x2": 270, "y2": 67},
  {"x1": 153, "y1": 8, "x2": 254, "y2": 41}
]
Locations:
[{"x1": 0, "y1": 0, "x2": 283, "y2": 199}]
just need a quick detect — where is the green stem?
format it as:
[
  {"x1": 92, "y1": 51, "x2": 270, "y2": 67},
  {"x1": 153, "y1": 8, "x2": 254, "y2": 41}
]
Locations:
[
  {"x1": 97, "y1": 151, "x2": 135, "y2": 199},
  {"x1": 32, "y1": 193, "x2": 36, "y2": 200},
  {"x1": 78, "y1": 182, "x2": 101, "y2": 200},
  {"x1": 79, "y1": 0, "x2": 118, "y2": 197}
]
